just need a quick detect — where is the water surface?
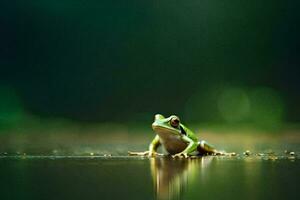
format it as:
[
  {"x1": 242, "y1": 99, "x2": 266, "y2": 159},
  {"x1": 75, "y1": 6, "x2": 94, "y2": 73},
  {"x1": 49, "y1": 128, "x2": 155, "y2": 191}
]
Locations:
[{"x1": 0, "y1": 155, "x2": 299, "y2": 200}]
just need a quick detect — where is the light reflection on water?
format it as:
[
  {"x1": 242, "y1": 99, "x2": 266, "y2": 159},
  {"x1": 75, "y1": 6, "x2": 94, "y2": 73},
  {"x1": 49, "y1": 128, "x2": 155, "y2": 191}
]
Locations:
[
  {"x1": 149, "y1": 156, "x2": 300, "y2": 200},
  {"x1": 150, "y1": 157, "x2": 213, "y2": 200},
  {"x1": 0, "y1": 155, "x2": 299, "y2": 200}
]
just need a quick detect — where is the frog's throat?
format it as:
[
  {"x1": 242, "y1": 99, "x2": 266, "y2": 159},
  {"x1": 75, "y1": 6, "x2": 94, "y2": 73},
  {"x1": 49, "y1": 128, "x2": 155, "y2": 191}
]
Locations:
[{"x1": 152, "y1": 125, "x2": 181, "y2": 136}]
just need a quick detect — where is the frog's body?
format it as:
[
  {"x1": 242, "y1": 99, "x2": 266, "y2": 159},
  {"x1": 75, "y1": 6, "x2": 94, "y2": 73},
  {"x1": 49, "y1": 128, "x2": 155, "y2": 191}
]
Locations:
[
  {"x1": 149, "y1": 114, "x2": 217, "y2": 157},
  {"x1": 157, "y1": 130, "x2": 187, "y2": 154}
]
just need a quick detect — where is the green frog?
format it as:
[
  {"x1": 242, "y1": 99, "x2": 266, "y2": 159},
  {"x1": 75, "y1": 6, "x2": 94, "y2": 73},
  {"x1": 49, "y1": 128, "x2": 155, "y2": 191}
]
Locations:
[{"x1": 129, "y1": 114, "x2": 220, "y2": 158}]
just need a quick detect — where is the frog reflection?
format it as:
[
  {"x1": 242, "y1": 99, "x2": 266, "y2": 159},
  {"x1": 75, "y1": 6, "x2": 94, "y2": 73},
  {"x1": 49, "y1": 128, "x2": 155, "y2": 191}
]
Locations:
[{"x1": 150, "y1": 157, "x2": 213, "y2": 200}]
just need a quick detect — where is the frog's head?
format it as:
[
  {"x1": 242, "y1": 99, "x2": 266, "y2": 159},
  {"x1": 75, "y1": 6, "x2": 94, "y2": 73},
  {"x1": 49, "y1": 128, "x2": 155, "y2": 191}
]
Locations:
[{"x1": 152, "y1": 114, "x2": 186, "y2": 137}]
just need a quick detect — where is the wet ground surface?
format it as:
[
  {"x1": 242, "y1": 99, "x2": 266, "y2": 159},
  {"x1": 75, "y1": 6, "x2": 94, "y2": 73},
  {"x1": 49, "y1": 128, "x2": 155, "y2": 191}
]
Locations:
[
  {"x1": 0, "y1": 155, "x2": 299, "y2": 200},
  {"x1": 0, "y1": 129, "x2": 300, "y2": 200}
]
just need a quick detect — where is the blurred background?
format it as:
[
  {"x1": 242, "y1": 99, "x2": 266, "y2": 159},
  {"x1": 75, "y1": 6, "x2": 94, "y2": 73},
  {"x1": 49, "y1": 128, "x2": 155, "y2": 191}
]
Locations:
[
  {"x1": 2, "y1": 2, "x2": 300, "y2": 200},
  {"x1": 0, "y1": 0, "x2": 300, "y2": 155}
]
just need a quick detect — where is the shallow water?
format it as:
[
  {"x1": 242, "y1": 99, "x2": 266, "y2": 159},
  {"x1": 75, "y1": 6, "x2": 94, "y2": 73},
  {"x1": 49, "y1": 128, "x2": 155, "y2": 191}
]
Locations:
[{"x1": 0, "y1": 155, "x2": 299, "y2": 200}]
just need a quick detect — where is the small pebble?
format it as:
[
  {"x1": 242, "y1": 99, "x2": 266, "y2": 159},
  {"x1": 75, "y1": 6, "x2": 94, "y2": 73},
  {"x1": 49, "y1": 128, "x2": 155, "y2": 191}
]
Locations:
[
  {"x1": 269, "y1": 156, "x2": 278, "y2": 160},
  {"x1": 104, "y1": 154, "x2": 112, "y2": 157},
  {"x1": 90, "y1": 152, "x2": 94, "y2": 156},
  {"x1": 243, "y1": 150, "x2": 251, "y2": 156},
  {"x1": 284, "y1": 150, "x2": 289, "y2": 154}
]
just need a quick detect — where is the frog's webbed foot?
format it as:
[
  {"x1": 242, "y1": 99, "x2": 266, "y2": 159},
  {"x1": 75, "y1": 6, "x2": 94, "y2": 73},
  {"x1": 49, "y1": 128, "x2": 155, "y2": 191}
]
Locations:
[
  {"x1": 172, "y1": 152, "x2": 188, "y2": 158},
  {"x1": 128, "y1": 151, "x2": 149, "y2": 156},
  {"x1": 149, "y1": 151, "x2": 164, "y2": 157},
  {"x1": 128, "y1": 151, "x2": 164, "y2": 157}
]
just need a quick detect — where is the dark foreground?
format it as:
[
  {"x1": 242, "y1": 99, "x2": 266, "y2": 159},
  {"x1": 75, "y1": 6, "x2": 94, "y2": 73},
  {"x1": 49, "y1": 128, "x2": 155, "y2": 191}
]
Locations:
[{"x1": 0, "y1": 155, "x2": 299, "y2": 200}]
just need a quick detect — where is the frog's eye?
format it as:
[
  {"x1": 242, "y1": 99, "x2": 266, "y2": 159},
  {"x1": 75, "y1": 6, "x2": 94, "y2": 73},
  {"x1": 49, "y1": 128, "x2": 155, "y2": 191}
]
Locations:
[{"x1": 170, "y1": 117, "x2": 180, "y2": 128}]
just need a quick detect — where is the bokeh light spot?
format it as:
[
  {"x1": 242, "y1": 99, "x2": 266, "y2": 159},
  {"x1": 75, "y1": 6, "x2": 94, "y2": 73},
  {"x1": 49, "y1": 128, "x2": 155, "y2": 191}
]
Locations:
[
  {"x1": 249, "y1": 87, "x2": 285, "y2": 128},
  {"x1": 217, "y1": 87, "x2": 250, "y2": 123},
  {"x1": 0, "y1": 85, "x2": 25, "y2": 128}
]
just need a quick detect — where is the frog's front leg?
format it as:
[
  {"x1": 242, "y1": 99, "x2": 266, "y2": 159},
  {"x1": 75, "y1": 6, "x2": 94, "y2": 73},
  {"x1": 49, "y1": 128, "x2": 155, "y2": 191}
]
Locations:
[
  {"x1": 128, "y1": 135, "x2": 162, "y2": 157},
  {"x1": 173, "y1": 135, "x2": 198, "y2": 158},
  {"x1": 148, "y1": 135, "x2": 161, "y2": 157},
  {"x1": 128, "y1": 151, "x2": 150, "y2": 156}
]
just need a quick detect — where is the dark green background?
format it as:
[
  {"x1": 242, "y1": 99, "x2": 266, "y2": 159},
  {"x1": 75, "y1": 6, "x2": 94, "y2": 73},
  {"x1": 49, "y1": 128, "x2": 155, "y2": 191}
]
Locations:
[
  {"x1": 1, "y1": 0, "x2": 299, "y2": 123},
  {"x1": 1, "y1": 3, "x2": 300, "y2": 200}
]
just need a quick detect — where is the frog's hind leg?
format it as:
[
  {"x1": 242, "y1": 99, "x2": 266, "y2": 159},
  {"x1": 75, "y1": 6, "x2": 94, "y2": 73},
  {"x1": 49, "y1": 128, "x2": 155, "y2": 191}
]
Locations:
[{"x1": 197, "y1": 140, "x2": 217, "y2": 155}]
